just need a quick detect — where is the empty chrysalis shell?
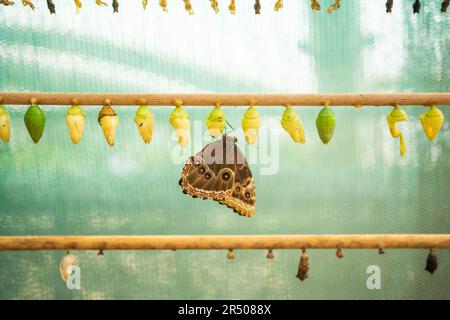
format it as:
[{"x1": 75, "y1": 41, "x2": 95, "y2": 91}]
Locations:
[
  {"x1": 169, "y1": 106, "x2": 190, "y2": 147},
  {"x1": 59, "y1": 253, "x2": 77, "y2": 283},
  {"x1": 135, "y1": 105, "x2": 154, "y2": 144},
  {"x1": 206, "y1": 105, "x2": 226, "y2": 137},
  {"x1": 0, "y1": 105, "x2": 10, "y2": 143},
  {"x1": 420, "y1": 105, "x2": 444, "y2": 141},
  {"x1": 24, "y1": 102, "x2": 46, "y2": 144},
  {"x1": 242, "y1": 106, "x2": 261, "y2": 144},
  {"x1": 316, "y1": 106, "x2": 335, "y2": 144},
  {"x1": 66, "y1": 105, "x2": 85, "y2": 144},
  {"x1": 387, "y1": 106, "x2": 408, "y2": 156},
  {"x1": 281, "y1": 106, "x2": 305, "y2": 144},
  {"x1": 98, "y1": 103, "x2": 119, "y2": 146}
]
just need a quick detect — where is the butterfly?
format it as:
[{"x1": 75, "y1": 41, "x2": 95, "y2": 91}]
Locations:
[{"x1": 179, "y1": 135, "x2": 256, "y2": 217}]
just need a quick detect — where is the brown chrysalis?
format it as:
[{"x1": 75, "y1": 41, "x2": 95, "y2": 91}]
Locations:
[
  {"x1": 227, "y1": 249, "x2": 236, "y2": 259},
  {"x1": 386, "y1": 0, "x2": 393, "y2": 13},
  {"x1": 336, "y1": 248, "x2": 344, "y2": 259},
  {"x1": 413, "y1": 0, "x2": 421, "y2": 14},
  {"x1": 266, "y1": 249, "x2": 274, "y2": 259},
  {"x1": 47, "y1": 0, "x2": 55, "y2": 14},
  {"x1": 296, "y1": 249, "x2": 309, "y2": 281},
  {"x1": 442, "y1": 0, "x2": 449, "y2": 12},
  {"x1": 254, "y1": 0, "x2": 261, "y2": 15},
  {"x1": 112, "y1": 0, "x2": 119, "y2": 13},
  {"x1": 311, "y1": 0, "x2": 321, "y2": 11},
  {"x1": 425, "y1": 249, "x2": 438, "y2": 274}
]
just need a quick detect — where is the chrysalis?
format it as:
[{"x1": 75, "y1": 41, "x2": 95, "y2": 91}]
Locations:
[
  {"x1": 296, "y1": 249, "x2": 309, "y2": 281},
  {"x1": 112, "y1": 0, "x2": 119, "y2": 13},
  {"x1": 74, "y1": 0, "x2": 82, "y2": 14},
  {"x1": 442, "y1": 0, "x2": 449, "y2": 12},
  {"x1": 281, "y1": 106, "x2": 305, "y2": 144},
  {"x1": 242, "y1": 105, "x2": 261, "y2": 144},
  {"x1": 336, "y1": 248, "x2": 344, "y2": 258},
  {"x1": 387, "y1": 105, "x2": 408, "y2": 156},
  {"x1": 21, "y1": 0, "x2": 35, "y2": 10},
  {"x1": 66, "y1": 104, "x2": 86, "y2": 144},
  {"x1": 0, "y1": 0, "x2": 15, "y2": 5},
  {"x1": 98, "y1": 101, "x2": 119, "y2": 146},
  {"x1": 96, "y1": 0, "x2": 107, "y2": 6},
  {"x1": 274, "y1": 0, "x2": 283, "y2": 11},
  {"x1": 183, "y1": 0, "x2": 194, "y2": 15},
  {"x1": 254, "y1": 0, "x2": 261, "y2": 14},
  {"x1": 159, "y1": 0, "x2": 167, "y2": 12},
  {"x1": 24, "y1": 101, "x2": 46, "y2": 144},
  {"x1": 226, "y1": 249, "x2": 236, "y2": 260},
  {"x1": 169, "y1": 103, "x2": 190, "y2": 147},
  {"x1": 425, "y1": 249, "x2": 438, "y2": 274},
  {"x1": 210, "y1": 0, "x2": 219, "y2": 13},
  {"x1": 142, "y1": 0, "x2": 147, "y2": 10},
  {"x1": 135, "y1": 105, "x2": 154, "y2": 144},
  {"x1": 266, "y1": 249, "x2": 275, "y2": 259},
  {"x1": 206, "y1": 103, "x2": 226, "y2": 137},
  {"x1": 46, "y1": 0, "x2": 55, "y2": 13},
  {"x1": 59, "y1": 253, "x2": 77, "y2": 283},
  {"x1": 327, "y1": 0, "x2": 341, "y2": 14},
  {"x1": 311, "y1": 0, "x2": 320, "y2": 11},
  {"x1": 386, "y1": 0, "x2": 393, "y2": 13},
  {"x1": 420, "y1": 106, "x2": 444, "y2": 141},
  {"x1": 229, "y1": 0, "x2": 235, "y2": 14},
  {"x1": 0, "y1": 105, "x2": 10, "y2": 143},
  {"x1": 316, "y1": 105, "x2": 336, "y2": 144},
  {"x1": 413, "y1": 0, "x2": 421, "y2": 14}
]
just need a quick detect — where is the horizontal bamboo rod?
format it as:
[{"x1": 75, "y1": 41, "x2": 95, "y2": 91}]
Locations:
[
  {"x1": 1, "y1": 93, "x2": 450, "y2": 106},
  {"x1": 0, "y1": 235, "x2": 449, "y2": 251}
]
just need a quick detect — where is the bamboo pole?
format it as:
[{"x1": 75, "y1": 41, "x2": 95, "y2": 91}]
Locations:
[
  {"x1": 0, "y1": 93, "x2": 449, "y2": 106},
  {"x1": 0, "y1": 235, "x2": 449, "y2": 251}
]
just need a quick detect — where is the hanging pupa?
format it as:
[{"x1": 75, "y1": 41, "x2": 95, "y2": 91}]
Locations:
[
  {"x1": 242, "y1": 103, "x2": 261, "y2": 144},
  {"x1": 169, "y1": 101, "x2": 190, "y2": 147},
  {"x1": 74, "y1": 0, "x2": 82, "y2": 13},
  {"x1": 135, "y1": 105, "x2": 154, "y2": 144},
  {"x1": 96, "y1": 0, "x2": 107, "y2": 6},
  {"x1": 59, "y1": 252, "x2": 77, "y2": 283},
  {"x1": 442, "y1": 0, "x2": 449, "y2": 12},
  {"x1": 387, "y1": 105, "x2": 408, "y2": 156},
  {"x1": 98, "y1": 101, "x2": 119, "y2": 146},
  {"x1": 254, "y1": 0, "x2": 261, "y2": 14},
  {"x1": 327, "y1": 0, "x2": 341, "y2": 13},
  {"x1": 21, "y1": 0, "x2": 35, "y2": 10},
  {"x1": 413, "y1": 0, "x2": 421, "y2": 13},
  {"x1": 311, "y1": 0, "x2": 321, "y2": 10},
  {"x1": 281, "y1": 105, "x2": 305, "y2": 144},
  {"x1": 206, "y1": 103, "x2": 226, "y2": 137},
  {"x1": 316, "y1": 103, "x2": 336, "y2": 144},
  {"x1": 112, "y1": 0, "x2": 119, "y2": 13},
  {"x1": 66, "y1": 104, "x2": 86, "y2": 144},
  {"x1": 296, "y1": 249, "x2": 309, "y2": 281},
  {"x1": 210, "y1": 0, "x2": 219, "y2": 13},
  {"x1": 24, "y1": 100, "x2": 46, "y2": 144},
  {"x1": 420, "y1": 105, "x2": 444, "y2": 141},
  {"x1": 386, "y1": 0, "x2": 393, "y2": 13},
  {"x1": 183, "y1": 0, "x2": 194, "y2": 14},
  {"x1": 229, "y1": 0, "x2": 235, "y2": 14},
  {"x1": 274, "y1": 0, "x2": 283, "y2": 11},
  {"x1": 0, "y1": 105, "x2": 10, "y2": 143},
  {"x1": 159, "y1": 0, "x2": 167, "y2": 11},
  {"x1": 47, "y1": 0, "x2": 56, "y2": 13},
  {"x1": 425, "y1": 249, "x2": 438, "y2": 274},
  {"x1": 142, "y1": 0, "x2": 147, "y2": 10},
  {"x1": 0, "y1": 1, "x2": 15, "y2": 6}
]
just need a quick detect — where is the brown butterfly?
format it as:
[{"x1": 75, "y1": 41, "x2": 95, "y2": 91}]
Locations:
[{"x1": 179, "y1": 135, "x2": 256, "y2": 217}]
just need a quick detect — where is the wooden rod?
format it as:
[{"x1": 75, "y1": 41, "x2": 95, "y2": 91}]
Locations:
[
  {"x1": 0, "y1": 93, "x2": 449, "y2": 106},
  {"x1": 0, "y1": 235, "x2": 449, "y2": 251}
]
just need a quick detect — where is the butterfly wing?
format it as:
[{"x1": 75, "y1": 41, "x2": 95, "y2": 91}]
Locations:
[{"x1": 179, "y1": 136, "x2": 256, "y2": 217}]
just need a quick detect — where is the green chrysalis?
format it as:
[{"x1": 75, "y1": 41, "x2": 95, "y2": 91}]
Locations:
[
  {"x1": 316, "y1": 106, "x2": 336, "y2": 144},
  {"x1": 24, "y1": 103, "x2": 46, "y2": 144}
]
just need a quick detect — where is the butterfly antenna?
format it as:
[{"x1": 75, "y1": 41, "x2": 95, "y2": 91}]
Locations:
[{"x1": 226, "y1": 120, "x2": 234, "y2": 130}]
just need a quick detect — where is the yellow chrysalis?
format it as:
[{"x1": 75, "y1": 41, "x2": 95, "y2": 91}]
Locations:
[
  {"x1": 206, "y1": 104, "x2": 226, "y2": 137},
  {"x1": 242, "y1": 105, "x2": 261, "y2": 144},
  {"x1": 387, "y1": 105, "x2": 408, "y2": 156},
  {"x1": 0, "y1": 105, "x2": 10, "y2": 143},
  {"x1": 169, "y1": 102, "x2": 190, "y2": 147},
  {"x1": 281, "y1": 105, "x2": 305, "y2": 144},
  {"x1": 420, "y1": 105, "x2": 444, "y2": 141},
  {"x1": 66, "y1": 104, "x2": 86, "y2": 144},
  {"x1": 98, "y1": 101, "x2": 119, "y2": 146},
  {"x1": 135, "y1": 105, "x2": 154, "y2": 144}
]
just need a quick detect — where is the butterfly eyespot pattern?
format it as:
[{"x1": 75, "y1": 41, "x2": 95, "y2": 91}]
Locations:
[{"x1": 180, "y1": 135, "x2": 256, "y2": 217}]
